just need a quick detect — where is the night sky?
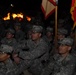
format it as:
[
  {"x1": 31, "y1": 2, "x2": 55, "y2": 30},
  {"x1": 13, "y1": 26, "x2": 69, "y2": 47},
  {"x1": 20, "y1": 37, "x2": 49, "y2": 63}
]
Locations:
[
  {"x1": 0, "y1": 0, "x2": 72, "y2": 17},
  {"x1": 59, "y1": 0, "x2": 72, "y2": 13},
  {"x1": 0, "y1": 0, "x2": 42, "y2": 9},
  {"x1": 0, "y1": 0, "x2": 42, "y2": 16}
]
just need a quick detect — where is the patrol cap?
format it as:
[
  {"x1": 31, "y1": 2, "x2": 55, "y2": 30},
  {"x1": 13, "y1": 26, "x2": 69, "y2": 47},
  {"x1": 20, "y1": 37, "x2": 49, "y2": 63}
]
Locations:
[
  {"x1": 58, "y1": 38, "x2": 73, "y2": 46},
  {"x1": 31, "y1": 25, "x2": 43, "y2": 33},
  {"x1": 6, "y1": 28, "x2": 15, "y2": 34},
  {"x1": 0, "y1": 44, "x2": 13, "y2": 53},
  {"x1": 58, "y1": 28, "x2": 68, "y2": 35},
  {"x1": 46, "y1": 27, "x2": 53, "y2": 32}
]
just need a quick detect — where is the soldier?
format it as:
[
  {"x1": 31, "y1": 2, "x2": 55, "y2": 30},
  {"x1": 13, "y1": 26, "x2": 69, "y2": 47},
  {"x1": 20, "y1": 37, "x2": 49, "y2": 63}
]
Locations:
[
  {"x1": 0, "y1": 28, "x2": 19, "y2": 63},
  {"x1": 57, "y1": 28, "x2": 68, "y2": 40},
  {"x1": 50, "y1": 28, "x2": 68, "y2": 56},
  {"x1": 1, "y1": 28, "x2": 17, "y2": 47},
  {"x1": 17, "y1": 25, "x2": 49, "y2": 75},
  {"x1": 14, "y1": 22, "x2": 25, "y2": 42},
  {"x1": 43, "y1": 26, "x2": 54, "y2": 51},
  {"x1": 41, "y1": 37, "x2": 76, "y2": 75},
  {"x1": 0, "y1": 44, "x2": 17, "y2": 75},
  {"x1": 26, "y1": 29, "x2": 32, "y2": 39},
  {"x1": 0, "y1": 44, "x2": 29, "y2": 75}
]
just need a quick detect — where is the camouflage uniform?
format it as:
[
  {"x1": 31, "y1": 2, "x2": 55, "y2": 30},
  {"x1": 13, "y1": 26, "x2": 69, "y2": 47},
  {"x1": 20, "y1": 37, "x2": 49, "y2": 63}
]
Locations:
[
  {"x1": 1, "y1": 28, "x2": 17, "y2": 47},
  {"x1": 1, "y1": 37, "x2": 17, "y2": 47},
  {"x1": 0, "y1": 58, "x2": 18, "y2": 75},
  {"x1": 0, "y1": 46, "x2": 28, "y2": 75},
  {"x1": 15, "y1": 30, "x2": 25, "y2": 42},
  {"x1": 50, "y1": 28, "x2": 68, "y2": 56},
  {"x1": 41, "y1": 38, "x2": 76, "y2": 75},
  {"x1": 0, "y1": 45, "x2": 17, "y2": 75},
  {"x1": 41, "y1": 54, "x2": 76, "y2": 75},
  {"x1": 18, "y1": 38, "x2": 49, "y2": 75},
  {"x1": 43, "y1": 27, "x2": 53, "y2": 51},
  {"x1": 0, "y1": 29, "x2": 19, "y2": 75},
  {"x1": 18, "y1": 25, "x2": 49, "y2": 75}
]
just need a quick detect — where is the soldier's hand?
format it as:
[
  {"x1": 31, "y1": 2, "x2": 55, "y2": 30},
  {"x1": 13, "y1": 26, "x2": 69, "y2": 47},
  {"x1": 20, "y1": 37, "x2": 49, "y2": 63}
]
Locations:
[
  {"x1": 13, "y1": 56, "x2": 20, "y2": 64},
  {"x1": 0, "y1": 53, "x2": 10, "y2": 62},
  {"x1": 12, "y1": 53, "x2": 20, "y2": 64},
  {"x1": 12, "y1": 53, "x2": 18, "y2": 58}
]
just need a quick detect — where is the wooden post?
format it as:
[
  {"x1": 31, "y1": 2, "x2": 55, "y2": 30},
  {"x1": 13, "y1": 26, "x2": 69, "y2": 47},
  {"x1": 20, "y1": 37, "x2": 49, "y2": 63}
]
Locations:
[
  {"x1": 74, "y1": 28, "x2": 76, "y2": 48},
  {"x1": 55, "y1": 0, "x2": 58, "y2": 49}
]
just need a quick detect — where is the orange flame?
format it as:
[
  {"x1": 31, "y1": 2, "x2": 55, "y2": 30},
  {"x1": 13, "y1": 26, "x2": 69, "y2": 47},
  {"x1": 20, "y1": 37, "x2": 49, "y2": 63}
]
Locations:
[
  {"x1": 12, "y1": 13, "x2": 17, "y2": 19},
  {"x1": 12, "y1": 13, "x2": 23, "y2": 19},
  {"x1": 3, "y1": 13, "x2": 10, "y2": 20},
  {"x1": 3, "y1": 13, "x2": 24, "y2": 21},
  {"x1": 26, "y1": 16, "x2": 31, "y2": 21},
  {"x1": 17, "y1": 13, "x2": 23, "y2": 18},
  {"x1": 3, "y1": 12, "x2": 31, "y2": 21}
]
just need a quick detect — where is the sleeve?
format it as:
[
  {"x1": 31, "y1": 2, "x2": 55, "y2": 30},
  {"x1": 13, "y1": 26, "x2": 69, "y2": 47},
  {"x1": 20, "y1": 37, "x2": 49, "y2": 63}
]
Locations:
[
  {"x1": 18, "y1": 31, "x2": 25, "y2": 40},
  {"x1": 60, "y1": 60, "x2": 76, "y2": 75},
  {"x1": 41, "y1": 60, "x2": 54, "y2": 75},
  {"x1": 19, "y1": 43, "x2": 48, "y2": 60},
  {"x1": 0, "y1": 70, "x2": 5, "y2": 75}
]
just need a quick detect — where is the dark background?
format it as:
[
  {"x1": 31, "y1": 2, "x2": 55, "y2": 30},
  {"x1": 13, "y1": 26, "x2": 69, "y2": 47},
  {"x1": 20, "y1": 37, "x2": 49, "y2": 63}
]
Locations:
[
  {"x1": 0, "y1": 0, "x2": 74, "y2": 33},
  {"x1": 0, "y1": 0, "x2": 42, "y2": 17},
  {"x1": 0, "y1": 0, "x2": 72, "y2": 17}
]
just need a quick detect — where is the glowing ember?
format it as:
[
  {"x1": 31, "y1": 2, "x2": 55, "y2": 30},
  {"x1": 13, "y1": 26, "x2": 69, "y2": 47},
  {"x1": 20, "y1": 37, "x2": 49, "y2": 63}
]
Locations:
[{"x1": 26, "y1": 16, "x2": 31, "y2": 21}]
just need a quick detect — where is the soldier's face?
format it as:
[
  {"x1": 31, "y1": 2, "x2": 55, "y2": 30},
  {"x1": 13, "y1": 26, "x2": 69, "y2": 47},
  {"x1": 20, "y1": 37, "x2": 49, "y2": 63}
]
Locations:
[
  {"x1": 57, "y1": 34, "x2": 65, "y2": 40},
  {"x1": 58, "y1": 45, "x2": 71, "y2": 54},
  {"x1": 6, "y1": 33, "x2": 14, "y2": 39},
  {"x1": 31, "y1": 32, "x2": 41, "y2": 41},
  {"x1": 46, "y1": 32, "x2": 53, "y2": 37}
]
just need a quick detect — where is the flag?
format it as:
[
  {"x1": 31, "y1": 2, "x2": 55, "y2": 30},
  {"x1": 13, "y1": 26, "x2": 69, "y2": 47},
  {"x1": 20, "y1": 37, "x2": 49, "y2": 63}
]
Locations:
[
  {"x1": 41, "y1": 0, "x2": 56, "y2": 19},
  {"x1": 70, "y1": 0, "x2": 76, "y2": 29}
]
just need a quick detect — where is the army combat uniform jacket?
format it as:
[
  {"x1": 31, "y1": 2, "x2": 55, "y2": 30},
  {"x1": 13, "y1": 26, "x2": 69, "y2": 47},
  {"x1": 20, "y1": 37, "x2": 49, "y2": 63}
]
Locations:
[
  {"x1": 19, "y1": 38, "x2": 49, "y2": 75},
  {"x1": 41, "y1": 54, "x2": 76, "y2": 75}
]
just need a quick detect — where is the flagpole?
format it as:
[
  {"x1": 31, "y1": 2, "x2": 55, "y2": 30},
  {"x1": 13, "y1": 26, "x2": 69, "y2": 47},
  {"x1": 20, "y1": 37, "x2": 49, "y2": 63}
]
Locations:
[
  {"x1": 70, "y1": 0, "x2": 76, "y2": 49},
  {"x1": 55, "y1": 0, "x2": 58, "y2": 49},
  {"x1": 74, "y1": 28, "x2": 76, "y2": 48}
]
